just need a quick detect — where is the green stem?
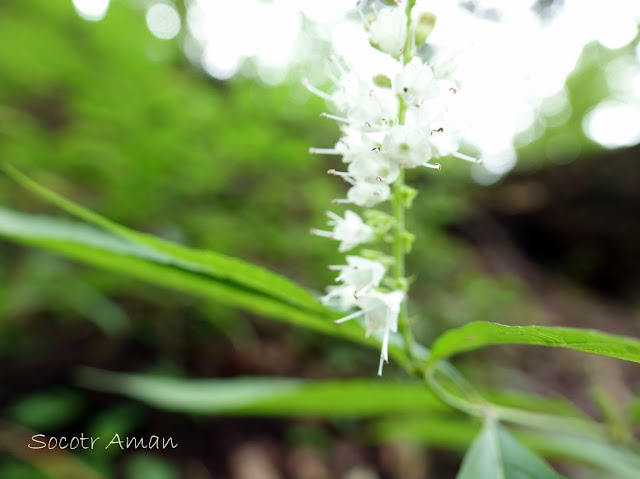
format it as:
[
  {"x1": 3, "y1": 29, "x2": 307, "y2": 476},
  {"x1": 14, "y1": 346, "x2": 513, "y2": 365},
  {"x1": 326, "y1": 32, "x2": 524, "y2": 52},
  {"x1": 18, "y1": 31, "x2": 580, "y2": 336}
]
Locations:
[
  {"x1": 393, "y1": 0, "x2": 417, "y2": 367},
  {"x1": 393, "y1": 169, "x2": 414, "y2": 362},
  {"x1": 403, "y1": 0, "x2": 417, "y2": 65},
  {"x1": 390, "y1": 0, "x2": 610, "y2": 446}
]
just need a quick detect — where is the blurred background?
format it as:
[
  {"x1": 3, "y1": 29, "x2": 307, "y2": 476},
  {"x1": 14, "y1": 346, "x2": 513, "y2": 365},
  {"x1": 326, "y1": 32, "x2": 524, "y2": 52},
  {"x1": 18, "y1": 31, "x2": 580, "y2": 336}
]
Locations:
[{"x1": 1, "y1": 0, "x2": 639, "y2": 477}]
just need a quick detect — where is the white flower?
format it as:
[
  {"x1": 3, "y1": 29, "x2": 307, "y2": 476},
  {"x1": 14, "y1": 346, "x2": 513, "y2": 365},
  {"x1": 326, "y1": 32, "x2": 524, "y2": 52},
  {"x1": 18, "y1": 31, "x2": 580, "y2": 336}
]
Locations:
[
  {"x1": 426, "y1": 110, "x2": 461, "y2": 158},
  {"x1": 334, "y1": 76, "x2": 397, "y2": 126},
  {"x1": 394, "y1": 60, "x2": 440, "y2": 106},
  {"x1": 348, "y1": 154, "x2": 399, "y2": 184},
  {"x1": 335, "y1": 290, "x2": 405, "y2": 375},
  {"x1": 346, "y1": 180, "x2": 391, "y2": 207},
  {"x1": 309, "y1": 130, "x2": 377, "y2": 162},
  {"x1": 329, "y1": 169, "x2": 391, "y2": 207},
  {"x1": 304, "y1": 64, "x2": 397, "y2": 128},
  {"x1": 311, "y1": 210, "x2": 373, "y2": 253},
  {"x1": 328, "y1": 256, "x2": 386, "y2": 296},
  {"x1": 382, "y1": 125, "x2": 439, "y2": 170},
  {"x1": 320, "y1": 284, "x2": 359, "y2": 310},
  {"x1": 368, "y1": 6, "x2": 407, "y2": 57}
]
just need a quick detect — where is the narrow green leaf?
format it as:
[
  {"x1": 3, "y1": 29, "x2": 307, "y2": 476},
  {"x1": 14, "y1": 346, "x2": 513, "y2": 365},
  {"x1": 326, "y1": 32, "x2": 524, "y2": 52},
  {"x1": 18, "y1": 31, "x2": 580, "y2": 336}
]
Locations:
[
  {"x1": 0, "y1": 207, "x2": 414, "y2": 368},
  {"x1": 76, "y1": 367, "x2": 450, "y2": 417},
  {"x1": 457, "y1": 420, "x2": 565, "y2": 479},
  {"x1": 2, "y1": 164, "x2": 325, "y2": 315},
  {"x1": 429, "y1": 322, "x2": 640, "y2": 365}
]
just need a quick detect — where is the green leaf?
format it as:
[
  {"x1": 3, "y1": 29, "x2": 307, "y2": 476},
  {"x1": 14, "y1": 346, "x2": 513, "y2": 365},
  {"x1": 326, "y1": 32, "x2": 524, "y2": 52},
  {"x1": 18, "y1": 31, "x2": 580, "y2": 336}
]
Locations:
[
  {"x1": 428, "y1": 321, "x2": 640, "y2": 365},
  {"x1": 375, "y1": 417, "x2": 640, "y2": 479},
  {"x1": 525, "y1": 432, "x2": 640, "y2": 479},
  {"x1": 457, "y1": 420, "x2": 565, "y2": 479},
  {"x1": 2, "y1": 164, "x2": 325, "y2": 315},
  {"x1": 0, "y1": 206, "x2": 416, "y2": 369},
  {"x1": 76, "y1": 367, "x2": 450, "y2": 417},
  {"x1": 5, "y1": 390, "x2": 83, "y2": 431}
]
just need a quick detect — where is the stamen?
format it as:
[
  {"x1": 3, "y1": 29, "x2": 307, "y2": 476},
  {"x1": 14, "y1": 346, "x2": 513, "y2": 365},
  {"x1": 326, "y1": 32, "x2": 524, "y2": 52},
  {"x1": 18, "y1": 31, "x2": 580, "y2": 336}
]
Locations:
[
  {"x1": 310, "y1": 228, "x2": 333, "y2": 238},
  {"x1": 334, "y1": 308, "x2": 365, "y2": 324},
  {"x1": 328, "y1": 55, "x2": 348, "y2": 77},
  {"x1": 325, "y1": 68, "x2": 340, "y2": 86},
  {"x1": 310, "y1": 147, "x2": 340, "y2": 155},
  {"x1": 376, "y1": 176, "x2": 384, "y2": 182},
  {"x1": 326, "y1": 211, "x2": 342, "y2": 223},
  {"x1": 327, "y1": 169, "x2": 356, "y2": 185},
  {"x1": 453, "y1": 152, "x2": 482, "y2": 164},
  {"x1": 378, "y1": 328, "x2": 391, "y2": 376},
  {"x1": 422, "y1": 162, "x2": 442, "y2": 171},
  {"x1": 302, "y1": 79, "x2": 332, "y2": 101},
  {"x1": 321, "y1": 112, "x2": 350, "y2": 124},
  {"x1": 354, "y1": 283, "x2": 374, "y2": 297},
  {"x1": 363, "y1": 122, "x2": 388, "y2": 130}
]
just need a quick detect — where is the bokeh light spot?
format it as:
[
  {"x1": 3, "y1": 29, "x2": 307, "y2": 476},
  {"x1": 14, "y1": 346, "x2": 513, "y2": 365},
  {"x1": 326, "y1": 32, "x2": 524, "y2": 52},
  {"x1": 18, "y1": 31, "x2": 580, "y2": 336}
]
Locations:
[
  {"x1": 146, "y1": 3, "x2": 181, "y2": 40},
  {"x1": 72, "y1": 0, "x2": 109, "y2": 22},
  {"x1": 583, "y1": 100, "x2": 640, "y2": 148}
]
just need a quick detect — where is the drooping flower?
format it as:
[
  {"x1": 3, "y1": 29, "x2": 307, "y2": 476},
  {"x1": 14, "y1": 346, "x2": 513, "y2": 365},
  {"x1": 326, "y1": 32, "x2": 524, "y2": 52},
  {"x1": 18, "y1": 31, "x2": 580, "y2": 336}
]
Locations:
[{"x1": 334, "y1": 290, "x2": 405, "y2": 375}]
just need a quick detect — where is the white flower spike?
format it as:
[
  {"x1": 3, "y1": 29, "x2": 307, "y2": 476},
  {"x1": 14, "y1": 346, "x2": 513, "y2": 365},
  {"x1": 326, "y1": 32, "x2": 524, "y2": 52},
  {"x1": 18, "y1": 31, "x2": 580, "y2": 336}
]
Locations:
[{"x1": 309, "y1": 1, "x2": 474, "y2": 375}]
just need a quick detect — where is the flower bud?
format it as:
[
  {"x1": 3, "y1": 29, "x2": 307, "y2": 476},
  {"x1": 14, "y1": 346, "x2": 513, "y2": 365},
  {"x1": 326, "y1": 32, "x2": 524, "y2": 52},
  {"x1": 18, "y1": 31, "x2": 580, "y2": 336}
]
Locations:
[
  {"x1": 397, "y1": 184, "x2": 418, "y2": 208},
  {"x1": 401, "y1": 231, "x2": 416, "y2": 253},
  {"x1": 373, "y1": 73, "x2": 393, "y2": 89},
  {"x1": 414, "y1": 11, "x2": 436, "y2": 45},
  {"x1": 364, "y1": 210, "x2": 396, "y2": 236}
]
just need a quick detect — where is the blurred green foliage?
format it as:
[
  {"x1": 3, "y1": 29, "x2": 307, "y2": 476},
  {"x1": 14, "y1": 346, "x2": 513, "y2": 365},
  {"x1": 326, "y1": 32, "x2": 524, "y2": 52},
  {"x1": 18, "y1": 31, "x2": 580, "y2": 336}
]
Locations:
[
  {"x1": 1, "y1": 0, "x2": 637, "y2": 477},
  {"x1": 0, "y1": 0, "x2": 537, "y2": 358}
]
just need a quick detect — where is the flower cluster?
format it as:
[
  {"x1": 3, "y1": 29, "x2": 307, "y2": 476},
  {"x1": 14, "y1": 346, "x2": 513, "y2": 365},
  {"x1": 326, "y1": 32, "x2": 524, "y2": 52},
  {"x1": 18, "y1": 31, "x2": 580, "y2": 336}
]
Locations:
[{"x1": 307, "y1": 2, "x2": 477, "y2": 375}]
